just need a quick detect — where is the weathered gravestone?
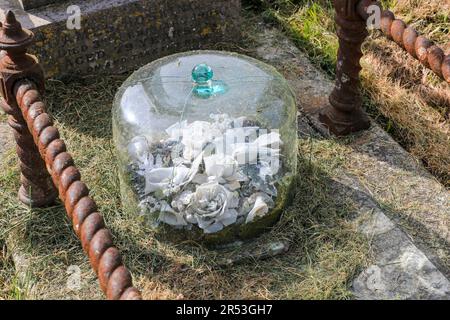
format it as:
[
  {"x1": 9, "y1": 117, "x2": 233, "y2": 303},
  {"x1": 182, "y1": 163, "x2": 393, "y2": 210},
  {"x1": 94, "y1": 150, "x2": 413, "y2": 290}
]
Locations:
[
  {"x1": 18, "y1": 0, "x2": 58, "y2": 10},
  {"x1": 0, "y1": 0, "x2": 241, "y2": 78}
]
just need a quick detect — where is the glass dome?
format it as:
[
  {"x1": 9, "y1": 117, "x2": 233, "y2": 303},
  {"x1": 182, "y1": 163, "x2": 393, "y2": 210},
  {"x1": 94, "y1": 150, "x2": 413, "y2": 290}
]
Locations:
[{"x1": 113, "y1": 50, "x2": 297, "y2": 245}]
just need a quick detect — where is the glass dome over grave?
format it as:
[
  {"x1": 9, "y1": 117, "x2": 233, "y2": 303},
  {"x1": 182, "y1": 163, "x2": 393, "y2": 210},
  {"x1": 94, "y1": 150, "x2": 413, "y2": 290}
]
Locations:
[{"x1": 113, "y1": 50, "x2": 297, "y2": 245}]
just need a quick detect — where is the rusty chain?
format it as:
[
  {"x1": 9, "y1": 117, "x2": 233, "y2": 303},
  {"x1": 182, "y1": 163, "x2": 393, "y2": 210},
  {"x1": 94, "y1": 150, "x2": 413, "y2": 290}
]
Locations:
[
  {"x1": 0, "y1": 10, "x2": 141, "y2": 300},
  {"x1": 13, "y1": 79, "x2": 142, "y2": 300},
  {"x1": 357, "y1": 0, "x2": 450, "y2": 83}
]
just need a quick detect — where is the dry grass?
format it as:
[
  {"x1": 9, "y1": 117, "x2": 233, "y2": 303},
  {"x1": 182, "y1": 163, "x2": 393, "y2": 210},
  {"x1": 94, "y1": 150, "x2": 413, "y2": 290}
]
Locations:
[
  {"x1": 363, "y1": 0, "x2": 450, "y2": 185},
  {"x1": 362, "y1": 40, "x2": 450, "y2": 184},
  {"x1": 0, "y1": 74, "x2": 371, "y2": 300},
  {"x1": 259, "y1": 0, "x2": 450, "y2": 186},
  {"x1": 0, "y1": 238, "x2": 15, "y2": 300},
  {"x1": 395, "y1": 0, "x2": 449, "y2": 45}
]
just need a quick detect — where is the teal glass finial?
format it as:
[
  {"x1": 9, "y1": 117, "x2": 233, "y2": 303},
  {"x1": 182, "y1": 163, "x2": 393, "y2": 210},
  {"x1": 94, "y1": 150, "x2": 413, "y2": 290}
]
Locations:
[
  {"x1": 192, "y1": 64, "x2": 228, "y2": 99},
  {"x1": 192, "y1": 64, "x2": 214, "y2": 83}
]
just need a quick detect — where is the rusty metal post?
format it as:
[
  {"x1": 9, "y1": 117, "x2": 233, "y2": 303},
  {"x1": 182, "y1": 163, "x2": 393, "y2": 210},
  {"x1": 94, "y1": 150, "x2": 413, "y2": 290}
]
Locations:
[
  {"x1": 0, "y1": 10, "x2": 57, "y2": 206},
  {"x1": 14, "y1": 79, "x2": 142, "y2": 300},
  {"x1": 0, "y1": 12, "x2": 141, "y2": 299},
  {"x1": 319, "y1": 0, "x2": 371, "y2": 136}
]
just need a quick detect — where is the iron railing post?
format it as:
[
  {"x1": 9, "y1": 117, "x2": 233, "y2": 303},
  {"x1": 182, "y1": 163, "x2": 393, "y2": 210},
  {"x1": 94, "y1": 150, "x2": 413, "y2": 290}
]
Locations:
[
  {"x1": 0, "y1": 10, "x2": 57, "y2": 206},
  {"x1": 0, "y1": 11, "x2": 141, "y2": 300},
  {"x1": 320, "y1": 0, "x2": 450, "y2": 136},
  {"x1": 319, "y1": 0, "x2": 371, "y2": 136}
]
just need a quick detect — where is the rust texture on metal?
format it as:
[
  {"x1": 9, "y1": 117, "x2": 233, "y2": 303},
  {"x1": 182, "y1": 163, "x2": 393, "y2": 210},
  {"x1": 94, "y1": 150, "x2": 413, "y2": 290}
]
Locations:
[
  {"x1": 319, "y1": 0, "x2": 371, "y2": 136},
  {"x1": 321, "y1": 0, "x2": 449, "y2": 136},
  {"x1": 0, "y1": 11, "x2": 141, "y2": 300},
  {"x1": 0, "y1": 10, "x2": 57, "y2": 206},
  {"x1": 357, "y1": 0, "x2": 450, "y2": 83}
]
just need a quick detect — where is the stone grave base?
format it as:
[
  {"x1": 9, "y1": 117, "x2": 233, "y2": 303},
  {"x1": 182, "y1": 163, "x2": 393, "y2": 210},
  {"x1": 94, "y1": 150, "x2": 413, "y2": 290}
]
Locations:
[
  {"x1": 212, "y1": 240, "x2": 290, "y2": 267},
  {"x1": 0, "y1": 0, "x2": 241, "y2": 78},
  {"x1": 18, "y1": 0, "x2": 58, "y2": 10}
]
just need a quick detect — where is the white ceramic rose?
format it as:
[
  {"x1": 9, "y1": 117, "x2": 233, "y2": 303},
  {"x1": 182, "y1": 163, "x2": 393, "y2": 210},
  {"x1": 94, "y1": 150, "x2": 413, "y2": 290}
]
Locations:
[
  {"x1": 185, "y1": 182, "x2": 239, "y2": 234},
  {"x1": 204, "y1": 154, "x2": 238, "y2": 180},
  {"x1": 144, "y1": 152, "x2": 203, "y2": 196}
]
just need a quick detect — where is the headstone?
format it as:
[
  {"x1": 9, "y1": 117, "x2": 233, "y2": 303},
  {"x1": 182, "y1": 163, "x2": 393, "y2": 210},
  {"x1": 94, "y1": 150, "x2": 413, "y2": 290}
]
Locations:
[
  {"x1": 0, "y1": 0, "x2": 242, "y2": 78},
  {"x1": 18, "y1": 0, "x2": 58, "y2": 10}
]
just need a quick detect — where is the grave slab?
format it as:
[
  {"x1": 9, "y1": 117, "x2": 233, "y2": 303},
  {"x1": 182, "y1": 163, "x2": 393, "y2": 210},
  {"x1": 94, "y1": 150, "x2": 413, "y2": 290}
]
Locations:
[
  {"x1": 249, "y1": 25, "x2": 450, "y2": 300},
  {"x1": 18, "y1": 0, "x2": 58, "y2": 10},
  {"x1": 0, "y1": 0, "x2": 241, "y2": 78}
]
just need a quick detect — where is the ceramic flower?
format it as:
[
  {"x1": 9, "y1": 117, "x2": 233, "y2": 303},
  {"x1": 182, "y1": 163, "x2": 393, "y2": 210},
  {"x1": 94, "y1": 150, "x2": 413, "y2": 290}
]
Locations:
[
  {"x1": 186, "y1": 182, "x2": 239, "y2": 233},
  {"x1": 245, "y1": 196, "x2": 269, "y2": 223},
  {"x1": 132, "y1": 113, "x2": 283, "y2": 233},
  {"x1": 242, "y1": 192, "x2": 275, "y2": 223},
  {"x1": 203, "y1": 154, "x2": 238, "y2": 180},
  {"x1": 158, "y1": 201, "x2": 187, "y2": 227},
  {"x1": 144, "y1": 152, "x2": 203, "y2": 196},
  {"x1": 127, "y1": 136, "x2": 153, "y2": 172},
  {"x1": 181, "y1": 121, "x2": 222, "y2": 160},
  {"x1": 210, "y1": 114, "x2": 246, "y2": 132}
]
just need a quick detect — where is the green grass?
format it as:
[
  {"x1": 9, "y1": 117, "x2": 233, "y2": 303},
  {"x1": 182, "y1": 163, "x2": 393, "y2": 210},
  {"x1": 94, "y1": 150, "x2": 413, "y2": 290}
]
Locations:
[
  {"x1": 252, "y1": 0, "x2": 450, "y2": 186},
  {"x1": 264, "y1": 0, "x2": 337, "y2": 76},
  {"x1": 0, "y1": 75, "x2": 371, "y2": 299}
]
